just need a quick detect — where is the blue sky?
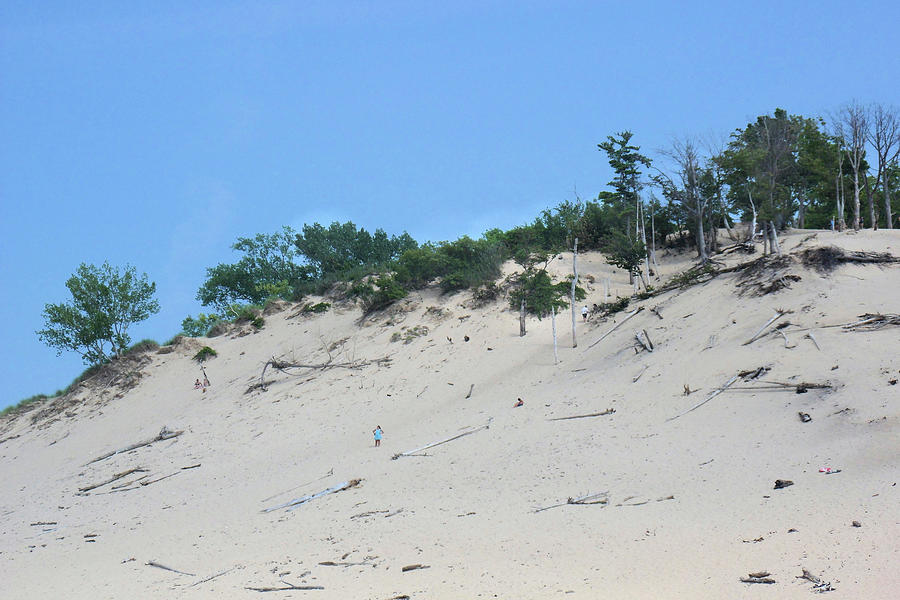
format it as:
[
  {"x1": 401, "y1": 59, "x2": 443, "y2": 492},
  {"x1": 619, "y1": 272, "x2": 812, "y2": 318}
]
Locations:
[{"x1": 2, "y1": 1, "x2": 898, "y2": 408}]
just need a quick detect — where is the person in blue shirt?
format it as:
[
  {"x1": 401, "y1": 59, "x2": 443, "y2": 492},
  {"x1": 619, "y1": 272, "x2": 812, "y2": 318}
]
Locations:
[{"x1": 373, "y1": 425, "x2": 383, "y2": 447}]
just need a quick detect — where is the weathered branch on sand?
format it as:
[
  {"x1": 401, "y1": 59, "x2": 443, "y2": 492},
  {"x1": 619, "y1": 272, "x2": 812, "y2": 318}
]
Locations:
[
  {"x1": 78, "y1": 467, "x2": 147, "y2": 493},
  {"x1": 262, "y1": 479, "x2": 361, "y2": 513},
  {"x1": 632, "y1": 365, "x2": 649, "y2": 382},
  {"x1": 392, "y1": 419, "x2": 492, "y2": 460},
  {"x1": 549, "y1": 409, "x2": 615, "y2": 421},
  {"x1": 189, "y1": 566, "x2": 239, "y2": 587},
  {"x1": 743, "y1": 310, "x2": 791, "y2": 345},
  {"x1": 249, "y1": 356, "x2": 392, "y2": 393},
  {"x1": 634, "y1": 329, "x2": 654, "y2": 352},
  {"x1": 86, "y1": 427, "x2": 183, "y2": 466},
  {"x1": 797, "y1": 568, "x2": 835, "y2": 592},
  {"x1": 841, "y1": 313, "x2": 900, "y2": 331},
  {"x1": 806, "y1": 331, "x2": 821, "y2": 350},
  {"x1": 465, "y1": 384, "x2": 474, "y2": 399},
  {"x1": 401, "y1": 564, "x2": 430, "y2": 572},
  {"x1": 534, "y1": 492, "x2": 608, "y2": 513},
  {"x1": 666, "y1": 374, "x2": 740, "y2": 422},
  {"x1": 246, "y1": 584, "x2": 324, "y2": 592},
  {"x1": 146, "y1": 560, "x2": 196, "y2": 577},
  {"x1": 740, "y1": 572, "x2": 776, "y2": 584},
  {"x1": 588, "y1": 307, "x2": 645, "y2": 348}
]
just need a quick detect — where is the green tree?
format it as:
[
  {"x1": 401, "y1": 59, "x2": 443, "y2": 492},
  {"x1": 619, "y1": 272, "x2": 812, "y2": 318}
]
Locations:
[
  {"x1": 197, "y1": 226, "x2": 315, "y2": 311},
  {"x1": 37, "y1": 262, "x2": 160, "y2": 365}
]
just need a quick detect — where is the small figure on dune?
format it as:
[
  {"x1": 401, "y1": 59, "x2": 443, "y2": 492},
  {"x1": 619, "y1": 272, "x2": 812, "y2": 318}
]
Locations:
[
  {"x1": 514, "y1": 398, "x2": 524, "y2": 408},
  {"x1": 194, "y1": 379, "x2": 202, "y2": 390},
  {"x1": 581, "y1": 306, "x2": 589, "y2": 321},
  {"x1": 373, "y1": 425, "x2": 384, "y2": 447}
]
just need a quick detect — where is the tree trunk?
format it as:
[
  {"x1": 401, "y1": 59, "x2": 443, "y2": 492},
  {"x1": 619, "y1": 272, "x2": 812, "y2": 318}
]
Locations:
[
  {"x1": 552, "y1": 306, "x2": 559, "y2": 364},
  {"x1": 747, "y1": 188, "x2": 758, "y2": 242},
  {"x1": 519, "y1": 298, "x2": 526, "y2": 337},
  {"x1": 650, "y1": 208, "x2": 660, "y2": 276},
  {"x1": 768, "y1": 221, "x2": 781, "y2": 255},
  {"x1": 696, "y1": 206, "x2": 708, "y2": 262},
  {"x1": 852, "y1": 167, "x2": 861, "y2": 230},
  {"x1": 886, "y1": 178, "x2": 894, "y2": 229},
  {"x1": 570, "y1": 238, "x2": 578, "y2": 348},
  {"x1": 837, "y1": 151, "x2": 846, "y2": 231},
  {"x1": 864, "y1": 170, "x2": 876, "y2": 229}
]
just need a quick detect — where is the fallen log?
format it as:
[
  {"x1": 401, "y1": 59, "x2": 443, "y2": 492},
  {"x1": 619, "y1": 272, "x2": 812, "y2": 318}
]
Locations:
[
  {"x1": 548, "y1": 409, "x2": 615, "y2": 421},
  {"x1": 140, "y1": 472, "x2": 180, "y2": 487},
  {"x1": 666, "y1": 374, "x2": 740, "y2": 422},
  {"x1": 534, "y1": 491, "x2": 608, "y2": 513},
  {"x1": 86, "y1": 427, "x2": 183, "y2": 466},
  {"x1": 588, "y1": 307, "x2": 645, "y2": 348},
  {"x1": 251, "y1": 356, "x2": 392, "y2": 392},
  {"x1": 146, "y1": 560, "x2": 196, "y2": 577},
  {"x1": 401, "y1": 564, "x2": 430, "y2": 572},
  {"x1": 632, "y1": 365, "x2": 649, "y2": 383},
  {"x1": 841, "y1": 313, "x2": 900, "y2": 331},
  {"x1": 262, "y1": 479, "x2": 361, "y2": 513},
  {"x1": 78, "y1": 467, "x2": 148, "y2": 493},
  {"x1": 392, "y1": 419, "x2": 492, "y2": 460}
]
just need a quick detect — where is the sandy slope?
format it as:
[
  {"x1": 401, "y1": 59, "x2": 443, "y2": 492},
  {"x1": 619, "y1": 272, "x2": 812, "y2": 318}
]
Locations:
[{"x1": 1, "y1": 229, "x2": 898, "y2": 599}]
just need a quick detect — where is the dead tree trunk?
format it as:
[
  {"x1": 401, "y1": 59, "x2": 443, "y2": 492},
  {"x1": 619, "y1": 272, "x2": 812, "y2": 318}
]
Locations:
[
  {"x1": 768, "y1": 221, "x2": 781, "y2": 255},
  {"x1": 570, "y1": 237, "x2": 578, "y2": 348},
  {"x1": 864, "y1": 169, "x2": 876, "y2": 229},
  {"x1": 552, "y1": 306, "x2": 559, "y2": 364},
  {"x1": 519, "y1": 298, "x2": 526, "y2": 337}
]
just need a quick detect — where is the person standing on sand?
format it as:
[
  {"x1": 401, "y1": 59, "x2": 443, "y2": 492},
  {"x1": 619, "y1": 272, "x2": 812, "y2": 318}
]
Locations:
[
  {"x1": 373, "y1": 425, "x2": 383, "y2": 447},
  {"x1": 581, "y1": 306, "x2": 589, "y2": 321}
]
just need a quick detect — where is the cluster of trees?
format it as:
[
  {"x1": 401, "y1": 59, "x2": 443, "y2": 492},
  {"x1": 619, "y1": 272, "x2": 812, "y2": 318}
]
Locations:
[{"x1": 36, "y1": 102, "x2": 900, "y2": 369}]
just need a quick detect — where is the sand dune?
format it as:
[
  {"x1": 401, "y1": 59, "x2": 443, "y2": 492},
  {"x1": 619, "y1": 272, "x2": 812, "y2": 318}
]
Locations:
[{"x1": 1, "y1": 229, "x2": 898, "y2": 599}]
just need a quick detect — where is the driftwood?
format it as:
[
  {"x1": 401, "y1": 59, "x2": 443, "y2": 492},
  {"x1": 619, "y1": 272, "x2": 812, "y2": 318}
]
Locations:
[
  {"x1": 588, "y1": 307, "x2": 645, "y2": 348},
  {"x1": 741, "y1": 571, "x2": 776, "y2": 584},
  {"x1": 392, "y1": 420, "x2": 492, "y2": 460},
  {"x1": 632, "y1": 365, "x2": 649, "y2": 382},
  {"x1": 140, "y1": 471, "x2": 180, "y2": 487},
  {"x1": 743, "y1": 310, "x2": 791, "y2": 345},
  {"x1": 806, "y1": 331, "x2": 821, "y2": 350},
  {"x1": 181, "y1": 463, "x2": 201, "y2": 470},
  {"x1": 841, "y1": 313, "x2": 900, "y2": 331},
  {"x1": 465, "y1": 384, "x2": 474, "y2": 399},
  {"x1": 401, "y1": 564, "x2": 430, "y2": 572},
  {"x1": 726, "y1": 380, "x2": 832, "y2": 393},
  {"x1": 250, "y1": 356, "x2": 392, "y2": 392},
  {"x1": 666, "y1": 374, "x2": 740, "y2": 422},
  {"x1": 797, "y1": 567, "x2": 835, "y2": 592},
  {"x1": 146, "y1": 560, "x2": 196, "y2": 577},
  {"x1": 534, "y1": 492, "x2": 608, "y2": 513},
  {"x1": 261, "y1": 469, "x2": 334, "y2": 503},
  {"x1": 190, "y1": 566, "x2": 239, "y2": 587},
  {"x1": 246, "y1": 584, "x2": 324, "y2": 592},
  {"x1": 78, "y1": 467, "x2": 147, "y2": 493},
  {"x1": 634, "y1": 329, "x2": 653, "y2": 352},
  {"x1": 549, "y1": 409, "x2": 615, "y2": 421},
  {"x1": 262, "y1": 479, "x2": 361, "y2": 513},
  {"x1": 86, "y1": 427, "x2": 183, "y2": 466}
]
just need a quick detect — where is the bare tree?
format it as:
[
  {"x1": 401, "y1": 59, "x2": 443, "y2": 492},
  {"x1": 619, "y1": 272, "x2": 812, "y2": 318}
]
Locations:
[
  {"x1": 834, "y1": 102, "x2": 869, "y2": 230},
  {"x1": 660, "y1": 139, "x2": 709, "y2": 261},
  {"x1": 868, "y1": 103, "x2": 900, "y2": 229}
]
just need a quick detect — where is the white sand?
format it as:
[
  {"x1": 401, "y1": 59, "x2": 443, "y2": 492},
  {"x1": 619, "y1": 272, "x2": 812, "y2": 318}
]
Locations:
[{"x1": 1, "y1": 229, "x2": 898, "y2": 599}]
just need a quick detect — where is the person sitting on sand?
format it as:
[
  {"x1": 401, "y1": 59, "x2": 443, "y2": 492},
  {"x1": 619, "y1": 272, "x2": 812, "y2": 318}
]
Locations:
[
  {"x1": 581, "y1": 306, "x2": 589, "y2": 321},
  {"x1": 514, "y1": 398, "x2": 524, "y2": 407},
  {"x1": 194, "y1": 379, "x2": 202, "y2": 390},
  {"x1": 373, "y1": 425, "x2": 383, "y2": 447}
]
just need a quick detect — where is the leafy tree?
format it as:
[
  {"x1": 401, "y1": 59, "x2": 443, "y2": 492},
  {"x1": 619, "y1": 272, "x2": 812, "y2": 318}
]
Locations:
[
  {"x1": 198, "y1": 226, "x2": 315, "y2": 311},
  {"x1": 294, "y1": 221, "x2": 417, "y2": 277},
  {"x1": 597, "y1": 131, "x2": 652, "y2": 231},
  {"x1": 604, "y1": 232, "x2": 647, "y2": 283},
  {"x1": 181, "y1": 312, "x2": 224, "y2": 337},
  {"x1": 37, "y1": 262, "x2": 160, "y2": 365}
]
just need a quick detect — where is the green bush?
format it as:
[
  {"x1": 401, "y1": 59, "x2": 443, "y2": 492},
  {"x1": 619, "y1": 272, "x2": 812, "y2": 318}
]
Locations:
[
  {"x1": 361, "y1": 275, "x2": 407, "y2": 313},
  {"x1": 193, "y1": 346, "x2": 218, "y2": 362},
  {"x1": 595, "y1": 297, "x2": 630, "y2": 316},
  {"x1": 302, "y1": 302, "x2": 331, "y2": 313},
  {"x1": 231, "y1": 304, "x2": 264, "y2": 329}
]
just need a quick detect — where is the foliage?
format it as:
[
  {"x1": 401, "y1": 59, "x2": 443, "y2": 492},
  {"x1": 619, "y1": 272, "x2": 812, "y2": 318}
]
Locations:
[
  {"x1": 1, "y1": 394, "x2": 50, "y2": 418},
  {"x1": 390, "y1": 325, "x2": 429, "y2": 343},
  {"x1": 352, "y1": 274, "x2": 408, "y2": 314},
  {"x1": 301, "y1": 302, "x2": 331, "y2": 313},
  {"x1": 232, "y1": 304, "x2": 264, "y2": 328},
  {"x1": 37, "y1": 262, "x2": 160, "y2": 365},
  {"x1": 295, "y1": 221, "x2": 417, "y2": 278},
  {"x1": 509, "y1": 265, "x2": 580, "y2": 318},
  {"x1": 595, "y1": 297, "x2": 630, "y2": 316},
  {"x1": 181, "y1": 312, "x2": 225, "y2": 337},
  {"x1": 604, "y1": 232, "x2": 646, "y2": 274},
  {"x1": 193, "y1": 346, "x2": 218, "y2": 362},
  {"x1": 198, "y1": 227, "x2": 316, "y2": 311}
]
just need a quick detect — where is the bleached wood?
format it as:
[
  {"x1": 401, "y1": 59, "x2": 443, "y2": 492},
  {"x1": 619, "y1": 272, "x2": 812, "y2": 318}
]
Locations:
[
  {"x1": 78, "y1": 467, "x2": 147, "y2": 493},
  {"x1": 85, "y1": 428, "x2": 183, "y2": 466},
  {"x1": 666, "y1": 374, "x2": 740, "y2": 422},
  {"x1": 146, "y1": 560, "x2": 196, "y2": 577},
  {"x1": 548, "y1": 409, "x2": 615, "y2": 421},
  {"x1": 392, "y1": 420, "x2": 492, "y2": 460},
  {"x1": 742, "y1": 311, "x2": 789, "y2": 345},
  {"x1": 588, "y1": 307, "x2": 645, "y2": 348},
  {"x1": 571, "y1": 237, "x2": 578, "y2": 348}
]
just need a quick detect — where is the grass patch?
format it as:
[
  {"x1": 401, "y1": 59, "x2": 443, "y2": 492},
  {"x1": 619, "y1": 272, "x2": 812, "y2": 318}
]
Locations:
[
  {"x1": 302, "y1": 302, "x2": 331, "y2": 313},
  {"x1": 390, "y1": 325, "x2": 429, "y2": 344}
]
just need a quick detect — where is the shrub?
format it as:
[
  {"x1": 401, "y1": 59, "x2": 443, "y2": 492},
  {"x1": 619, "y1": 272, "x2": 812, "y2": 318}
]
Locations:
[
  {"x1": 595, "y1": 297, "x2": 630, "y2": 316},
  {"x1": 232, "y1": 304, "x2": 264, "y2": 329},
  {"x1": 361, "y1": 275, "x2": 407, "y2": 313},
  {"x1": 193, "y1": 346, "x2": 218, "y2": 362},
  {"x1": 181, "y1": 313, "x2": 224, "y2": 337},
  {"x1": 1, "y1": 394, "x2": 50, "y2": 418},
  {"x1": 302, "y1": 302, "x2": 331, "y2": 313}
]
